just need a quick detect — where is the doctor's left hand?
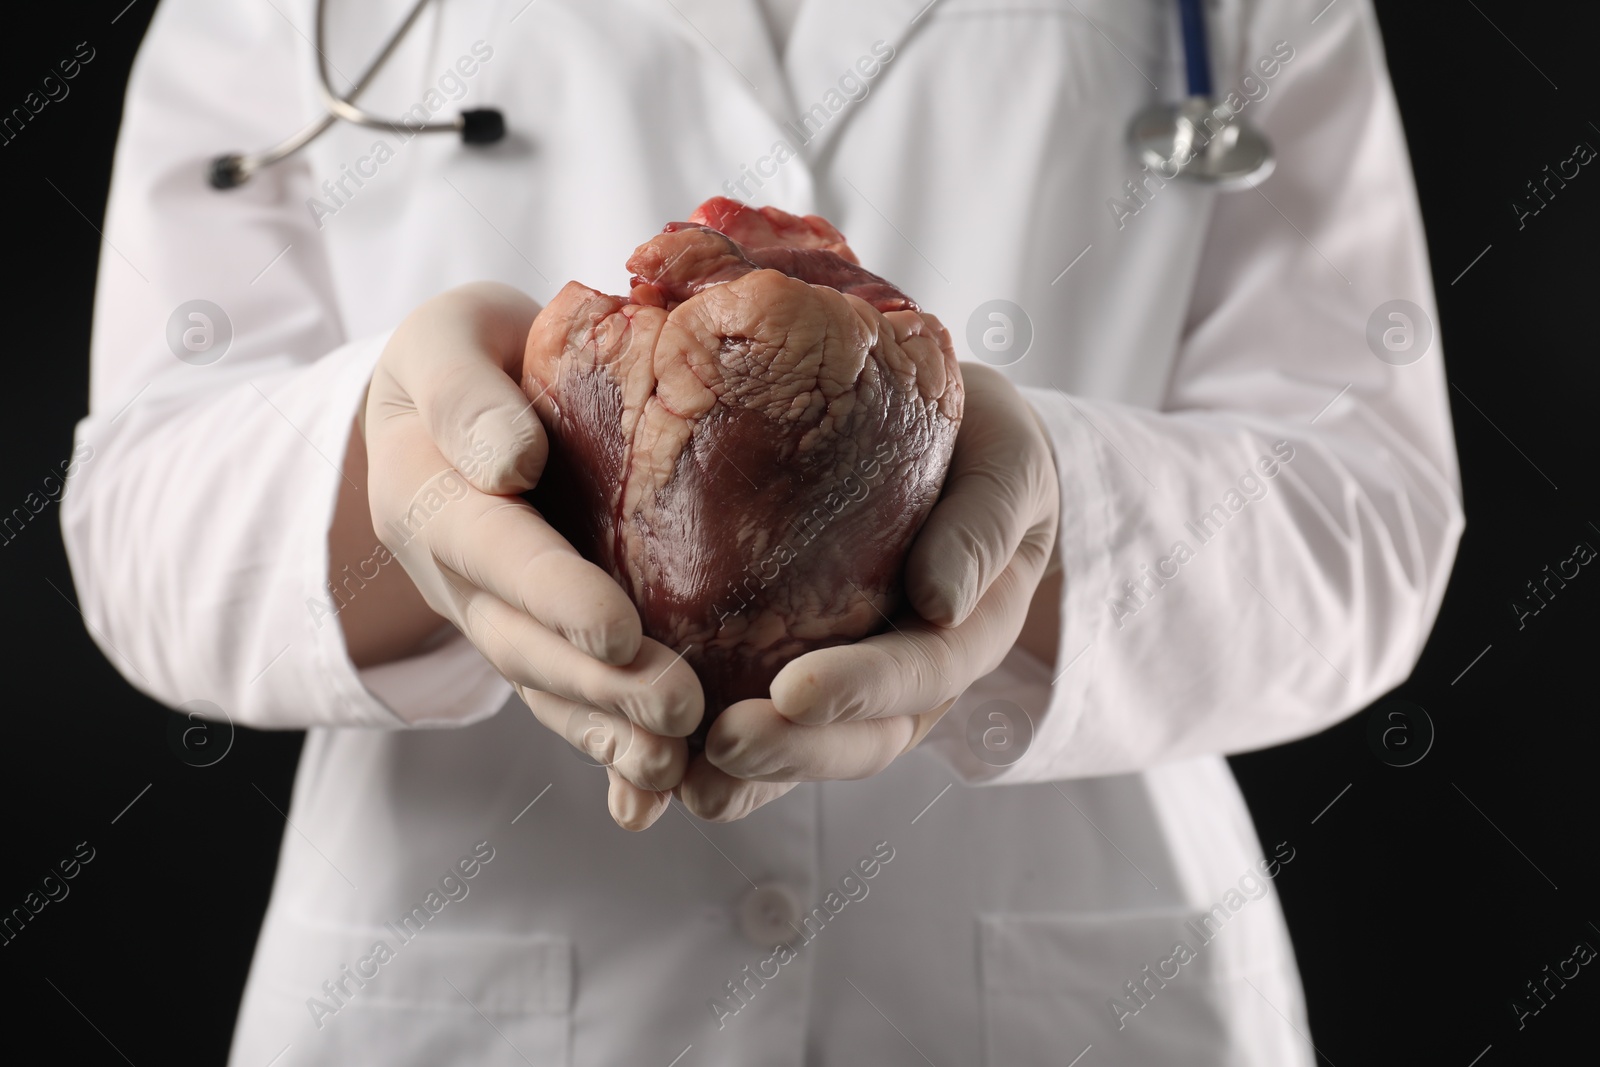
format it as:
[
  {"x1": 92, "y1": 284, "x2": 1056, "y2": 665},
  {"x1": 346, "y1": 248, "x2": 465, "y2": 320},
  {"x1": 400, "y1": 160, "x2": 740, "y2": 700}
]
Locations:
[
  {"x1": 677, "y1": 364, "x2": 1061, "y2": 821},
  {"x1": 354, "y1": 282, "x2": 705, "y2": 831}
]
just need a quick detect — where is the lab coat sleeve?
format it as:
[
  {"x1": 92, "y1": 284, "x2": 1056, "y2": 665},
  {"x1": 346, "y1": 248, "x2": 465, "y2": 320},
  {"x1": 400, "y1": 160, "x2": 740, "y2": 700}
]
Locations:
[
  {"x1": 923, "y1": 0, "x2": 1463, "y2": 782},
  {"x1": 59, "y1": 0, "x2": 511, "y2": 730}
]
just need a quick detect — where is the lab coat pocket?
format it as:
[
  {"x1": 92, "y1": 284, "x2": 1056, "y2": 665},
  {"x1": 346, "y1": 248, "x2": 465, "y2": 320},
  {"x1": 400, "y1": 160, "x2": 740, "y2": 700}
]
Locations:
[
  {"x1": 286, "y1": 927, "x2": 572, "y2": 1066},
  {"x1": 979, "y1": 909, "x2": 1311, "y2": 1067}
]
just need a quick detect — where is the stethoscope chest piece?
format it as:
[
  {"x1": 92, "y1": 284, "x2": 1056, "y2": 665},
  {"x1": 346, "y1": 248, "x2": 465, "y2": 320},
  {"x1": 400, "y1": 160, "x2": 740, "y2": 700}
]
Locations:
[
  {"x1": 1129, "y1": 97, "x2": 1274, "y2": 190},
  {"x1": 1128, "y1": 0, "x2": 1275, "y2": 191}
]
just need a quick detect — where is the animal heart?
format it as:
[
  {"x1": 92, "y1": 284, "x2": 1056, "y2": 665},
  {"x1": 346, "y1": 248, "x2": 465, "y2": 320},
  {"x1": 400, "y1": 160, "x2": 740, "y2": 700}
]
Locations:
[{"x1": 522, "y1": 198, "x2": 963, "y2": 740}]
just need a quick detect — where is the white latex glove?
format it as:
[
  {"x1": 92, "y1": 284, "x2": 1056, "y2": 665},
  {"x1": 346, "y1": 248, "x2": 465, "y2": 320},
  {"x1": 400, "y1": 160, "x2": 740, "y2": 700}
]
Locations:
[
  {"x1": 677, "y1": 363, "x2": 1060, "y2": 820},
  {"x1": 363, "y1": 282, "x2": 704, "y2": 830}
]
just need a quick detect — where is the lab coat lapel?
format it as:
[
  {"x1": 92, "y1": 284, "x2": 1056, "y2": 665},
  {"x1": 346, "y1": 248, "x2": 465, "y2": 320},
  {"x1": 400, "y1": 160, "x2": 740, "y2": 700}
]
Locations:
[{"x1": 648, "y1": 0, "x2": 798, "y2": 126}]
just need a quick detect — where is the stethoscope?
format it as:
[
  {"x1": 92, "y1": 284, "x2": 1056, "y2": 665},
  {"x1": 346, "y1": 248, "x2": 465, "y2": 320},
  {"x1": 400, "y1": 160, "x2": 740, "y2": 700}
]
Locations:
[
  {"x1": 209, "y1": 0, "x2": 503, "y2": 189},
  {"x1": 211, "y1": 0, "x2": 1269, "y2": 192},
  {"x1": 1127, "y1": 0, "x2": 1274, "y2": 189}
]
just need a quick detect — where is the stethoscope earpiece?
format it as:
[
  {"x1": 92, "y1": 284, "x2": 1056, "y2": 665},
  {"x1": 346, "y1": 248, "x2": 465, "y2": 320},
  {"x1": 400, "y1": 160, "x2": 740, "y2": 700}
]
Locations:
[
  {"x1": 460, "y1": 109, "x2": 507, "y2": 145},
  {"x1": 208, "y1": 154, "x2": 250, "y2": 190}
]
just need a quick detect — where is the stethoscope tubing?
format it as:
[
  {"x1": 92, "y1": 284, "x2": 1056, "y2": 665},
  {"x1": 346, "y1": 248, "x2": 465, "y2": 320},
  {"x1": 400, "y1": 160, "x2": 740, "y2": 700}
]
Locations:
[
  {"x1": 212, "y1": 0, "x2": 484, "y2": 188},
  {"x1": 216, "y1": 0, "x2": 1267, "y2": 190},
  {"x1": 1176, "y1": 0, "x2": 1213, "y2": 98},
  {"x1": 312, "y1": 0, "x2": 461, "y2": 136}
]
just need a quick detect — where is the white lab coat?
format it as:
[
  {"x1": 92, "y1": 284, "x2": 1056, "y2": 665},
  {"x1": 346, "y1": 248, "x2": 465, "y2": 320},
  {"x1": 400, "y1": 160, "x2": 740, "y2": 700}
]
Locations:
[{"x1": 63, "y1": 0, "x2": 1461, "y2": 1064}]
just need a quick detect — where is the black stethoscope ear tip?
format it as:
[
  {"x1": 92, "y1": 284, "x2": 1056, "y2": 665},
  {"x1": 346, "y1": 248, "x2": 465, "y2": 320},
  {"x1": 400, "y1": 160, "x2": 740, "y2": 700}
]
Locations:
[
  {"x1": 460, "y1": 109, "x2": 506, "y2": 145},
  {"x1": 210, "y1": 1, "x2": 507, "y2": 186},
  {"x1": 209, "y1": 154, "x2": 249, "y2": 190}
]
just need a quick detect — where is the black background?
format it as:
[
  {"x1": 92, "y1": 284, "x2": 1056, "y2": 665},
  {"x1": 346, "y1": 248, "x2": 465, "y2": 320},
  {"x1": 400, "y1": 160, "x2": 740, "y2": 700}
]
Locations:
[{"x1": 1, "y1": 1, "x2": 1595, "y2": 1063}]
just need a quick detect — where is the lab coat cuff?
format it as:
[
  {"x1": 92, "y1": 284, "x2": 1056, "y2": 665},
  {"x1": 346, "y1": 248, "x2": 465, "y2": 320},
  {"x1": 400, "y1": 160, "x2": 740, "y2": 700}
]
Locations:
[
  {"x1": 351, "y1": 628, "x2": 515, "y2": 729},
  {"x1": 299, "y1": 333, "x2": 511, "y2": 730},
  {"x1": 920, "y1": 386, "x2": 1112, "y2": 784}
]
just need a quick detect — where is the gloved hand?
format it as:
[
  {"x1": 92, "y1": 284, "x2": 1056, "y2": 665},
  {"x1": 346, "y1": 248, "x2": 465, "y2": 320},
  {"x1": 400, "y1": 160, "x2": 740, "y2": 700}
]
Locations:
[
  {"x1": 676, "y1": 363, "x2": 1061, "y2": 820},
  {"x1": 362, "y1": 282, "x2": 704, "y2": 830}
]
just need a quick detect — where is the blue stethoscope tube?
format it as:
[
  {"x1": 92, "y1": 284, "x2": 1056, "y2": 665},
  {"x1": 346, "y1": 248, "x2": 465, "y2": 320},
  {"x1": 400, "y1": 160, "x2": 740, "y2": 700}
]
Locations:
[{"x1": 1177, "y1": 0, "x2": 1213, "y2": 98}]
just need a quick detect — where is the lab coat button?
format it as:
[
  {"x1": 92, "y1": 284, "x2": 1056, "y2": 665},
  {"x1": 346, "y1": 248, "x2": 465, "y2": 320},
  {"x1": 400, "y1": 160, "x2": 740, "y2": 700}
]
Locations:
[{"x1": 739, "y1": 885, "x2": 801, "y2": 947}]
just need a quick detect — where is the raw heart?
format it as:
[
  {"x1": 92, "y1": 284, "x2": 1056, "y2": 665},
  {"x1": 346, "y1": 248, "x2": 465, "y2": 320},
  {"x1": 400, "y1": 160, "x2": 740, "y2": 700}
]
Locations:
[{"x1": 522, "y1": 198, "x2": 963, "y2": 740}]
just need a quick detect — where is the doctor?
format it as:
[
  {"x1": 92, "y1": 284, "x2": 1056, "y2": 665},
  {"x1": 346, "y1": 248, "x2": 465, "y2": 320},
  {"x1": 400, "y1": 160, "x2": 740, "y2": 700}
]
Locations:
[{"x1": 64, "y1": 0, "x2": 1460, "y2": 1064}]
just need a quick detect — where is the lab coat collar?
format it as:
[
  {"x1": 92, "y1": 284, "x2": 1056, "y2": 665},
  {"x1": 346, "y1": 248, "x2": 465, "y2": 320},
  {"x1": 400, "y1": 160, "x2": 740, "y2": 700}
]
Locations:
[
  {"x1": 649, "y1": 0, "x2": 799, "y2": 125},
  {"x1": 644, "y1": 0, "x2": 932, "y2": 163}
]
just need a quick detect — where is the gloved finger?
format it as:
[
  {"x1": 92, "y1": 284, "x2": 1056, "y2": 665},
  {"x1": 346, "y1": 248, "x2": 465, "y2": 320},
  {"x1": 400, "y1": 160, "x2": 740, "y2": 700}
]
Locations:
[
  {"x1": 433, "y1": 497, "x2": 642, "y2": 666},
  {"x1": 408, "y1": 353, "x2": 548, "y2": 495},
  {"x1": 377, "y1": 282, "x2": 548, "y2": 494},
  {"x1": 905, "y1": 362, "x2": 1057, "y2": 627},
  {"x1": 675, "y1": 757, "x2": 799, "y2": 823},
  {"x1": 369, "y1": 424, "x2": 642, "y2": 666},
  {"x1": 605, "y1": 767, "x2": 672, "y2": 832},
  {"x1": 518, "y1": 686, "x2": 688, "y2": 794},
  {"x1": 704, "y1": 699, "x2": 914, "y2": 782},
  {"x1": 774, "y1": 520, "x2": 1055, "y2": 726},
  {"x1": 901, "y1": 701, "x2": 951, "y2": 754},
  {"x1": 771, "y1": 626, "x2": 951, "y2": 726},
  {"x1": 452, "y1": 586, "x2": 701, "y2": 737}
]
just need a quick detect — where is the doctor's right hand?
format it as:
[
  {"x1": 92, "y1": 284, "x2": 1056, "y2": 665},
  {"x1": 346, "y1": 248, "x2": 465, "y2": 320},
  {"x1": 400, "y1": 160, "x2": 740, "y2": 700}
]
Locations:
[{"x1": 356, "y1": 282, "x2": 704, "y2": 831}]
